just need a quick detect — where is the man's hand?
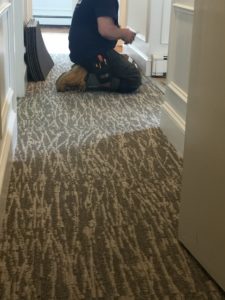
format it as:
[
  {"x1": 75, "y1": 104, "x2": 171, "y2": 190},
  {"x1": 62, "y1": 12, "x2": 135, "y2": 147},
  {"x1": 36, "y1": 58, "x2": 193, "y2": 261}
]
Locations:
[
  {"x1": 121, "y1": 28, "x2": 136, "y2": 44},
  {"x1": 97, "y1": 17, "x2": 136, "y2": 44}
]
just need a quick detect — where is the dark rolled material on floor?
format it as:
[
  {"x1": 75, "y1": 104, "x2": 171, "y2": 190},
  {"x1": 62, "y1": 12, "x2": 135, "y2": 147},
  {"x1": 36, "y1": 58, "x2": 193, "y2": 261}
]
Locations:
[{"x1": 24, "y1": 19, "x2": 54, "y2": 82}]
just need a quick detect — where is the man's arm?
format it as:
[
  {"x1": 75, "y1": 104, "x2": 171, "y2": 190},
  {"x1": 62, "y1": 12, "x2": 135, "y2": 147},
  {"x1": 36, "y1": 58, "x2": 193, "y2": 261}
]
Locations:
[{"x1": 97, "y1": 17, "x2": 136, "y2": 44}]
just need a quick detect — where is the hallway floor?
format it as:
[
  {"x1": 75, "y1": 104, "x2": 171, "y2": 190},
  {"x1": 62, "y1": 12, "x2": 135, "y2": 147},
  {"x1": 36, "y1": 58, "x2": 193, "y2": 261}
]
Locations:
[
  {"x1": 41, "y1": 26, "x2": 70, "y2": 54},
  {"x1": 0, "y1": 30, "x2": 224, "y2": 299}
]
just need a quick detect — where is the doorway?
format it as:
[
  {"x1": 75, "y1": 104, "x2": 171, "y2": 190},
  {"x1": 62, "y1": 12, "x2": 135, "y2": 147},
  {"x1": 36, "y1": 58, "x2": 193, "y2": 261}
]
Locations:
[{"x1": 32, "y1": 0, "x2": 77, "y2": 26}]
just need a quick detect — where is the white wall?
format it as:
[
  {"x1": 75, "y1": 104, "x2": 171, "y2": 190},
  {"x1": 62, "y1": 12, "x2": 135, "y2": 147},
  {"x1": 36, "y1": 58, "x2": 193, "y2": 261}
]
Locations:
[
  {"x1": 160, "y1": 0, "x2": 195, "y2": 156},
  {"x1": 179, "y1": 0, "x2": 225, "y2": 290},
  {"x1": 126, "y1": 0, "x2": 149, "y2": 38},
  {"x1": 24, "y1": 0, "x2": 32, "y2": 23},
  {"x1": 124, "y1": 0, "x2": 171, "y2": 76},
  {"x1": 14, "y1": 0, "x2": 27, "y2": 98}
]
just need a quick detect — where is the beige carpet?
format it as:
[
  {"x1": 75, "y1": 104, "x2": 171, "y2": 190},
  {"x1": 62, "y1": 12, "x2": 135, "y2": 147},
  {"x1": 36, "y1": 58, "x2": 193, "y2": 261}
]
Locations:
[{"x1": 0, "y1": 54, "x2": 224, "y2": 300}]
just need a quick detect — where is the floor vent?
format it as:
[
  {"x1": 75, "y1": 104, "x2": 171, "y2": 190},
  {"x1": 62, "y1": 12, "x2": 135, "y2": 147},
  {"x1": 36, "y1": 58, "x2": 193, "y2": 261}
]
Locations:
[{"x1": 151, "y1": 54, "x2": 168, "y2": 77}]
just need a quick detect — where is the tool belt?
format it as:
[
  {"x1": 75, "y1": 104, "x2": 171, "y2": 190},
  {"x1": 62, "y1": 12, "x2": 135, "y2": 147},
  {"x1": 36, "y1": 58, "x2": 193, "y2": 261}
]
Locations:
[{"x1": 93, "y1": 54, "x2": 111, "y2": 84}]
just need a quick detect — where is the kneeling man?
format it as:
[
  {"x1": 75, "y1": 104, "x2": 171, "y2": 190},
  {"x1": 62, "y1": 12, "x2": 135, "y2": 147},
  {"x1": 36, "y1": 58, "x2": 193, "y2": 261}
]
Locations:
[{"x1": 56, "y1": 0, "x2": 141, "y2": 93}]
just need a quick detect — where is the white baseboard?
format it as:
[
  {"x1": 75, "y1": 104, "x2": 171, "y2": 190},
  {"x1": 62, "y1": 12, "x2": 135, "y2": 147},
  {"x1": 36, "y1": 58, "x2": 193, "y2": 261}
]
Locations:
[
  {"x1": 0, "y1": 107, "x2": 17, "y2": 228},
  {"x1": 0, "y1": 108, "x2": 17, "y2": 192},
  {"x1": 124, "y1": 44, "x2": 152, "y2": 76},
  {"x1": 34, "y1": 16, "x2": 72, "y2": 26},
  {"x1": 160, "y1": 101, "x2": 185, "y2": 157},
  {"x1": 16, "y1": 59, "x2": 27, "y2": 98},
  {"x1": 165, "y1": 81, "x2": 188, "y2": 121}
]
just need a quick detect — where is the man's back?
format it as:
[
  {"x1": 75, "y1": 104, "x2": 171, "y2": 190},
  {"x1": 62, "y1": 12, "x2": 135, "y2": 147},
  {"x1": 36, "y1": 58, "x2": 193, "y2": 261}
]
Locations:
[{"x1": 69, "y1": 0, "x2": 119, "y2": 64}]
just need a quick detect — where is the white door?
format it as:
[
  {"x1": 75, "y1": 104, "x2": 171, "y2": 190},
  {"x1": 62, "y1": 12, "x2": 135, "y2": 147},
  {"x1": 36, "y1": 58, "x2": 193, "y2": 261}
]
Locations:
[
  {"x1": 179, "y1": 0, "x2": 225, "y2": 291},
  {"x1": 32, "y1": 0, "x2": 77, "y2": 25}
]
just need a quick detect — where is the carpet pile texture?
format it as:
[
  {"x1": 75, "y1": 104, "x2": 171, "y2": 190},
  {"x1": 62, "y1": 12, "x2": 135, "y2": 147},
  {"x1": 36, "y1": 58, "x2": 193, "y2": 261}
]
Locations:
[{"x1": 0, "y1": 54, "x2": 224, "y2": 300}]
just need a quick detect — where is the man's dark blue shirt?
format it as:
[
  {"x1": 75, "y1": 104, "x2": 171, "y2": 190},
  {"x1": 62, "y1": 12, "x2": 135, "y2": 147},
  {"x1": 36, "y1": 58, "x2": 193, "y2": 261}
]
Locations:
[{"x1": 69, "y1": 0, "x2": 119, "y2": 65}]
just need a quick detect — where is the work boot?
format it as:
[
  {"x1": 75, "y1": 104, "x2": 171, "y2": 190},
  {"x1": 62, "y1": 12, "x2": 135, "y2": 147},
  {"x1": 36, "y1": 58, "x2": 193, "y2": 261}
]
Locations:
[{"x1": 56, "y1": 65, "x2": 88, "y2": 92}]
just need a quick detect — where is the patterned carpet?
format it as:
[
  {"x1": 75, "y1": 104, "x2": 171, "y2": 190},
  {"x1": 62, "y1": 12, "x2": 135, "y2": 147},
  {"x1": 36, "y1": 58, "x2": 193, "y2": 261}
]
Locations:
[{"x1": 0, "y1": 54, "x2": 224, "y2": 300}]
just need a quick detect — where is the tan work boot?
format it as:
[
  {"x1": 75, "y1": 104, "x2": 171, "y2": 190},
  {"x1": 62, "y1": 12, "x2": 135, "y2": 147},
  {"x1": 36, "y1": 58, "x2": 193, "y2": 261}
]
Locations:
[{"x1": 56, "y1": 65, "x2": 88, "y2": 92}]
